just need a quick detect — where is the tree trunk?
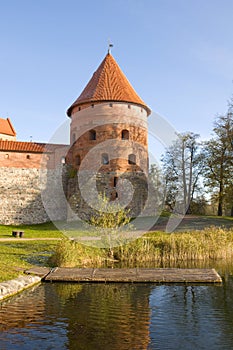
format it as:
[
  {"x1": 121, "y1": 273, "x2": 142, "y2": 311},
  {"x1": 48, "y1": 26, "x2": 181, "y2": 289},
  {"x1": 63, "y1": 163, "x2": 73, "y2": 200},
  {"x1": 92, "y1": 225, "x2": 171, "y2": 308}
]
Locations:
[
  {"x1": 181, "y1": 141, "x2": 187, "y2": 211},
  {"x1": 217, "y1": 163, "x2": 224, "y2": 216},
  {"x1": 217, "y1": 203, "x2": 223, "y2": 216}
]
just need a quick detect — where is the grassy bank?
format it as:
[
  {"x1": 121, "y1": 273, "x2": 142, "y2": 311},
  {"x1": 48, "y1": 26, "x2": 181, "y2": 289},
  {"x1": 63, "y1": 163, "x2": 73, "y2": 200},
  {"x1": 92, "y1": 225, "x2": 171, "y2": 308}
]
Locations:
[
  {"x1": 1, "y1": 217, "x2": 233, "y2": 281},
  {"x1": 0, "y1": 241, "x2": 59, "y2": 282},
  {"x1": 50, "y1": 227, "x2": 233, "y2": 267}
]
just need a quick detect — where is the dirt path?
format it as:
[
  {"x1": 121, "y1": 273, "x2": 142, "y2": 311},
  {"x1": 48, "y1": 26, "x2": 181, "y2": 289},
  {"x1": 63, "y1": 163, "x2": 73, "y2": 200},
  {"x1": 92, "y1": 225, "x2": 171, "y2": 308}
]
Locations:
[{"x1": 151, "y1": 215, "x2": 233, "y2": 232}]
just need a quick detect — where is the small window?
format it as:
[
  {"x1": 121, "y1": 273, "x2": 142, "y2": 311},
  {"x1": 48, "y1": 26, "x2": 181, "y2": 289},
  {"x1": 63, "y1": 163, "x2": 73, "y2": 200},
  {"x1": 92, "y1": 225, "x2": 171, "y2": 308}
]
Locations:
[
  {"x1": 75, "y1": 155, "x2": 81, "y2": 166},
  {"x1": 128, "y1": 104, "x2": 131, "y2": 109},
  {"x1": 102, "y1": 153, "x2": 109, "y2": 165},
  {"x1": 72, "y1": 133, "x2": 76, "y2": 143},
  {"x1": 61, "y1": 156, "x2": 66, "y2": 164},
  {"x1": 114, "y1": 177, "x2": 118, "y2": 187},
  {"x1": 5, "y1": 154, "x2": 9, "y2": 159},
  {"x1": 128, "y1": 154, "x2": 136, "y2": 165},
  {"x1": 89, "y1": 129, "x2": 96, "y2": 140},
  {"x1": 78, "y1": 107, "x2": 81, "y2": 111},
  {"x1": 109, "y1": 103, "x2": 113, "y2": 107},
  {"x1": 26, "y1": 155, "x2": 30, "y2": 159},
  {"x1": 91, "y1": 104, "x2": 94, "y2": 108},
  {"x1": 122, "y1": 129, "x2": 129, "y2": 140}
]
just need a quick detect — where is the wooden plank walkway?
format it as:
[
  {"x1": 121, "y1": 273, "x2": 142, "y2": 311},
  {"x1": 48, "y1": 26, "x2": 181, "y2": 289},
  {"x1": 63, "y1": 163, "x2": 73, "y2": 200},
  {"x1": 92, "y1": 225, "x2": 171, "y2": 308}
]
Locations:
[{"x1": 30, "y1": 267, "x2": 222, "y2": 283}]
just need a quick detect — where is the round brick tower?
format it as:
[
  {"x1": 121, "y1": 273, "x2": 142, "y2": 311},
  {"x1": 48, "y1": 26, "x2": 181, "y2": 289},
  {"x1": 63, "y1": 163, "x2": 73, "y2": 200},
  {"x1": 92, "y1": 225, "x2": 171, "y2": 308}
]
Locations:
[{"x1": 66, "y1": 52, "x2": 151, "y2": 219}]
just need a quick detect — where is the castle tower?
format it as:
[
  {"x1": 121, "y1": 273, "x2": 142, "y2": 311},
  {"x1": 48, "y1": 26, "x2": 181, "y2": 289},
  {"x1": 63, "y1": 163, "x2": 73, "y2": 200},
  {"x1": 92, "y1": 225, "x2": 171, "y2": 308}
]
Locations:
[{"x1": 66, "y1": 52, "x2": 151, "y2": 219}]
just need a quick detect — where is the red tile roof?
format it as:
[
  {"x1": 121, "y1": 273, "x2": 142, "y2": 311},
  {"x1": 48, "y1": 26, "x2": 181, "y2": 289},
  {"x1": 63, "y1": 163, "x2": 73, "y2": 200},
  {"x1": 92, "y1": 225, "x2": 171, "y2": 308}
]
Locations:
[
  {"x1": 0, "y1": 118, "x2": 16, "y2": 136},
  {"x1": 0, "y1": 140, "x2": 69, "y2": 153},
  {"x1": 67, "y1": 53, "x2": 151, "y2": 116},
  {"x1": 0, "y1": 140, "x2": 46, "y2": 153}
]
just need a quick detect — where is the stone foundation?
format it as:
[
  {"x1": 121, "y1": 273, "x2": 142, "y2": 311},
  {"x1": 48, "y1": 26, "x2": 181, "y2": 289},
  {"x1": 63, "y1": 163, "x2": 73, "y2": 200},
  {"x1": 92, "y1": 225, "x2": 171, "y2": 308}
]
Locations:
[{"x1": 0, "y1": 166, "x2": 68, "y2": 225}]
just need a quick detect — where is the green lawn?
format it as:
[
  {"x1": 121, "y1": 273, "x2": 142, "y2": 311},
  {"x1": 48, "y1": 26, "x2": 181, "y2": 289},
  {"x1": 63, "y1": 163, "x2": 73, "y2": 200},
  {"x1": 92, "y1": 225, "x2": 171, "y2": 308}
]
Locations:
[
  {"x1": 0, "y1": 222, "x2": 64, "y2": 238},
  {"x1": 0, "y1": 240, "x2": 59, "y2": 282}
]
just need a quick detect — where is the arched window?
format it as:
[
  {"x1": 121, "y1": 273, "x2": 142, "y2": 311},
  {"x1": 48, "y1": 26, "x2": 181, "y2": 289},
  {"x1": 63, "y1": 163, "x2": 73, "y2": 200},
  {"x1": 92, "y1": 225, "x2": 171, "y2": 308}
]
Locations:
[
  {"x1": 75, "y1": 155, "x2": 81, "y2": 166},
  {"x1": 101, "y1": 153, "x2": 109, "y2": 165},
  {"x1": 128, "y1": 154, "x2": 136, "y2": 165},
  {"x1": 89, "y1": 129, "x2": 96, "y2": 140},
  {"x1": 122, "y1": 129, "x2": 129, "y2": 140}
]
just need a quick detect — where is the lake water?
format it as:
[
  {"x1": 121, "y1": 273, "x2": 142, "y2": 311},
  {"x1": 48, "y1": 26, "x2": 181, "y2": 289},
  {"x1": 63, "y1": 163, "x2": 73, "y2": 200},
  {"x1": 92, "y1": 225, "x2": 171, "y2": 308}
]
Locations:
[{"x1": 0, "y1": 264, "x2": 233, "y2": 350}]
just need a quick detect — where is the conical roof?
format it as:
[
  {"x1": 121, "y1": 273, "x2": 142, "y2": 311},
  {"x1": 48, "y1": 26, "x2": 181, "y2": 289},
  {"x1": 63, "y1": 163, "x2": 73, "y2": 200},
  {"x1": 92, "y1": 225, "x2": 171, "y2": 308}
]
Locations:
[{"x1": 67, "y1": 53, "x2": 150, "y2": 116}]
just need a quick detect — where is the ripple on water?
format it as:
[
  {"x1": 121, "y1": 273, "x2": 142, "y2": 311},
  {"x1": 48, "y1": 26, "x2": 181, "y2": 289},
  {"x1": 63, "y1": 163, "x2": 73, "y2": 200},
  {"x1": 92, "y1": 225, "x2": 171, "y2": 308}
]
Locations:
[{"x1": 0, "y1": 278, "x2": 233, "y2": 350}]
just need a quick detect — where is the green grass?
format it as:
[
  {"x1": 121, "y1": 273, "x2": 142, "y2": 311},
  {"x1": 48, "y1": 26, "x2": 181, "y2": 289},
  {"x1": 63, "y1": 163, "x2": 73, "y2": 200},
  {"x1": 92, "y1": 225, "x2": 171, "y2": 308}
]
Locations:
[
  {"x1": 0, "y1": 222, "x2": 64, "y2": 238},
  {"x1": 0, "y1": 216, "x2": 232, "y2": 282},
  {"x1": 0, "y1": 241, "x2": 59, "y2": 282}
]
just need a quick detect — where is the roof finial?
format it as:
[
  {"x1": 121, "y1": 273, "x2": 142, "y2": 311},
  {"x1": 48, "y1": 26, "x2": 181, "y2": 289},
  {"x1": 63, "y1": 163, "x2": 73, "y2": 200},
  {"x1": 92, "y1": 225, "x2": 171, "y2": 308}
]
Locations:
[{"x1": 108, "y1": 40, "x2": 113, "y2": 54}]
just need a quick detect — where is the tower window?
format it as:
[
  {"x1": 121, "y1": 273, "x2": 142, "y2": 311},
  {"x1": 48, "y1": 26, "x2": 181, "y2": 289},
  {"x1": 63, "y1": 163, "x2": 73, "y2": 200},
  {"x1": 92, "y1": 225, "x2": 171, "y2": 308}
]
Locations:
[
  {"x1": 89, "y1": 129, "x2": 96, "y2": 140},
  {"x1": 114, "y1": 177, "x2": 118, "y2": 187},
  {"x1": 75, "y1": 155, "x2": 81, "y2": 166},
  {"x1": 122, "y1": 129, "x2": 129, "y2": 140},
  {"x1": 101, "y1": 153, "x2": 109, "y2": 165},
  {"x1": 128, "y1": 154, "x2": 136, "y2": 165}
]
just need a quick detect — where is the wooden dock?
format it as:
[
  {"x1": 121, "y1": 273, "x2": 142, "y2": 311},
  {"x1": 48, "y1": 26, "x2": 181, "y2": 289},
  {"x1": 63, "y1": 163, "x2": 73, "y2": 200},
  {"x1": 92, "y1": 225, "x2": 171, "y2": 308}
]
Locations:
[{"x1": 26, "y1": 267, "x2": 222, "y2": 284}]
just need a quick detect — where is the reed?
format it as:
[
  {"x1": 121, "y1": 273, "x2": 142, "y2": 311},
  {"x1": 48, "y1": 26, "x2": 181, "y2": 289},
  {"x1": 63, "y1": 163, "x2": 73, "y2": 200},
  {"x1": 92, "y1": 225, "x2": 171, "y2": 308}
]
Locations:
[
  {"x1": 50, "y1": 227, "x2": 233, "y2": 267},
  {"x1": 113, "y1": 227, "x2": 233, "y2": 263}
]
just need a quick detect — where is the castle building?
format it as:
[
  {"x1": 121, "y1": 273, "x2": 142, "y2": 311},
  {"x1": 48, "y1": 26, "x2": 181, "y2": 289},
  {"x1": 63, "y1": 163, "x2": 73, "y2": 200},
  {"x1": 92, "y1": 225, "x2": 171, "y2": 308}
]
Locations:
[
  {"x1": 0, "y1": 51, "x2": 151, "y2": 224},
  {"x1": 66, "y1": 52, "x2": 151, "y2": 219},
  {"x1": 0, "y1": 118, "x2": 16, "y2": 141},
  {"x1": 0, "y1": 118, "x2": 68, "y2": 225}
]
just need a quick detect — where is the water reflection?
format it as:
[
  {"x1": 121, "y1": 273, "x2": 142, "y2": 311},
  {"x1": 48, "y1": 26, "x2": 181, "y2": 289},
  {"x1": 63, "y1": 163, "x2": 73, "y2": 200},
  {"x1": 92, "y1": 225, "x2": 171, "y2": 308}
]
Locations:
[{"x1": 0, "y1": 269, "x2": 233, "y2": 349}]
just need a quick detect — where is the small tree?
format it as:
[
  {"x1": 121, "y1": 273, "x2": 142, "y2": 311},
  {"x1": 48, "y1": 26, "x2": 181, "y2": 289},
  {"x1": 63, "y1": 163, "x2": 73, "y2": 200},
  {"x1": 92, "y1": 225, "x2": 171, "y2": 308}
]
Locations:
[{"x1": 89, "y1": 194, "x2": 131, "y2": 258}]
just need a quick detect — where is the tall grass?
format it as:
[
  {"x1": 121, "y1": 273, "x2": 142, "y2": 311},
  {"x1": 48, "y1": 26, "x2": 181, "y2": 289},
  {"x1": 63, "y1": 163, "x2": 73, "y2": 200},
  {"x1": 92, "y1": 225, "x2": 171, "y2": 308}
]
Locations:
[
  {"x1": 50, "y1": 227, "x2": 233, "y2": 267},
  {"x1": 113, "y1": 227, "x2": 233, "y2": 264},
  {"x1": 49, "y1": 239, "x2": 106, "y2": 267}
]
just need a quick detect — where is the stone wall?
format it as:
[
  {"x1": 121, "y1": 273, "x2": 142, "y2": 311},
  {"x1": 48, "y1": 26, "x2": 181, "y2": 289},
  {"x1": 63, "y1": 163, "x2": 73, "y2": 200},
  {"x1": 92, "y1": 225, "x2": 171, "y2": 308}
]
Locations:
[
  {"x1": 0, "y1": 166, "x2": 68, "y2": 225},
  {"x1": 67, "y1": 170, "x2": 149, "y2": 221}
]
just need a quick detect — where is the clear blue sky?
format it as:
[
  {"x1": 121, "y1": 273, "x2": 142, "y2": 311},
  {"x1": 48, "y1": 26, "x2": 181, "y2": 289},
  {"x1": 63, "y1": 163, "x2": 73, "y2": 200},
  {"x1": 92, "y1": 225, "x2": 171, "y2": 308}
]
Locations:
[{"x1": 1, "y1": 0, "x2": 233, "y2": 144}]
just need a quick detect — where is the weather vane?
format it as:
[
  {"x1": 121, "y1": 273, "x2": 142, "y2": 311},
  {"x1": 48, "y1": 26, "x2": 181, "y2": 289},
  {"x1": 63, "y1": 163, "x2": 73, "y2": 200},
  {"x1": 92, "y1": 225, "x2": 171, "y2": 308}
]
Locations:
[{"x1": 108, "y1": 40, "x2": 113, "y2": 54}]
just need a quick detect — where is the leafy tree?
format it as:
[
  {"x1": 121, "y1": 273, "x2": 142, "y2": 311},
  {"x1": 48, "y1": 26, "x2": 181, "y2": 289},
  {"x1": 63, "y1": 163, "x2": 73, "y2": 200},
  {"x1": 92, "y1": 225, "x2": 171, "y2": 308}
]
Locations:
[
  {"x1": 148, "y1": 163, "x2": 165, "y2": 209},
  {"x1": 89, "y1": 194, "x2": 131, "y2": 258},
  {"x1": 161, "y1": 132, "x2": 204, "y2": 214},
  {"x1": 203, "y1": 111, "x2": 233, "y2": 216}
]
